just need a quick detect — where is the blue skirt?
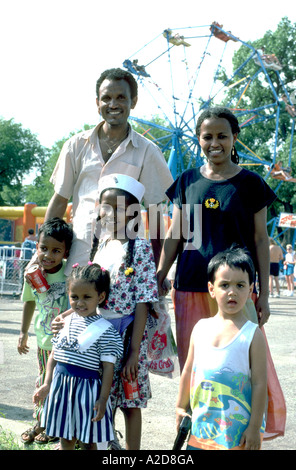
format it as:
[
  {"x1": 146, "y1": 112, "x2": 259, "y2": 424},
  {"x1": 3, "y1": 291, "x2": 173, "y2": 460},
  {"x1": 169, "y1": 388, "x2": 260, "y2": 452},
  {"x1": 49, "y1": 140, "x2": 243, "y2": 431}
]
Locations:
[{"x1": 41, "y1": 362, "x2": 114, "y2": 444}]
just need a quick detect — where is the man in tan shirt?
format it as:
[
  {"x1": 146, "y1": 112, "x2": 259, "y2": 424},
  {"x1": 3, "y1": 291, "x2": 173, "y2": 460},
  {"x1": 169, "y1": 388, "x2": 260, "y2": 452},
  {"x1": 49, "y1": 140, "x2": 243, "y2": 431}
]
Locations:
[
  {"x1": 45, "y1": 68, "x2": 173, "y2": 275},
  {"x1": 269, "y1": 237, "x2": 283, "y2": 297}
]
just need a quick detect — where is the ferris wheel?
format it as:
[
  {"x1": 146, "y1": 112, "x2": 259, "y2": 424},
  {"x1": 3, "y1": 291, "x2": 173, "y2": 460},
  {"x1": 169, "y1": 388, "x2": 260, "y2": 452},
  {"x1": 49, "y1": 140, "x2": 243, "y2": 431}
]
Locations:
[{"x1": 123, "y1": 23, "x2": 295, "y2": 185}]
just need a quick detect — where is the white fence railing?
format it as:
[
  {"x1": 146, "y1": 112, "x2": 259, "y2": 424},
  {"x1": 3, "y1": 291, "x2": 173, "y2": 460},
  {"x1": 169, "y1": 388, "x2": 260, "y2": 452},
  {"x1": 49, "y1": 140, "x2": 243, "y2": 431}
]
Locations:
[{"x1": 0, "y1": 246, "x2": 36, "y2": 296}]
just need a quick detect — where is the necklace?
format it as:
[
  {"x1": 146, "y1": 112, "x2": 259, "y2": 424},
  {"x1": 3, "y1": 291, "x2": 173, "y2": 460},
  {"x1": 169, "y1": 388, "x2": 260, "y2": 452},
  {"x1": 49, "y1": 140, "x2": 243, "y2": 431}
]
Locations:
[
  {"x1": 100, "y1": 127, "x2": 129, "y2": 155},
  {"x1": 104, "y1": 140, "x2": 120, "y2": 154}
]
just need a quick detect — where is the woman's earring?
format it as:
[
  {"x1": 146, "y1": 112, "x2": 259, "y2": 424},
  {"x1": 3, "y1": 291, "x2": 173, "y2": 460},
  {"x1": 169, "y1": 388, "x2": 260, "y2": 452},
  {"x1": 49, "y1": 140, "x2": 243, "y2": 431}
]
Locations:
[{"x1": 232, "y1": 146, "x2": 235, "y2": 157}]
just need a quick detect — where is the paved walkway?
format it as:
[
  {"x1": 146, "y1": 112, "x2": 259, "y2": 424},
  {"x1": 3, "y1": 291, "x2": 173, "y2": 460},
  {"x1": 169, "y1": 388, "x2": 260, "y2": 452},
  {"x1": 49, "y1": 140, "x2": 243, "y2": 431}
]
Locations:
[{"x1": 0, "y1": 294, "x2": 295, "y2": 450}]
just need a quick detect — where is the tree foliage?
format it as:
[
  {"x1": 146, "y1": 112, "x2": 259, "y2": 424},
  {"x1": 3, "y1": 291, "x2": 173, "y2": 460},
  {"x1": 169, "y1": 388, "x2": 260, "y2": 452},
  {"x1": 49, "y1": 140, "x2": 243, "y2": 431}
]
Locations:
[
  {"x1": 23, "y1": 125, "x2": 94, "y2": 206},
  {"x1": 0, "y1": 118, "x2": 47, "y2": 205},
  {"x1": 219, "y1": 17, "x2": 295, "y2": 157},
  {"x1": 219, "y1": 17, "x2": 296, "y2": 232}
]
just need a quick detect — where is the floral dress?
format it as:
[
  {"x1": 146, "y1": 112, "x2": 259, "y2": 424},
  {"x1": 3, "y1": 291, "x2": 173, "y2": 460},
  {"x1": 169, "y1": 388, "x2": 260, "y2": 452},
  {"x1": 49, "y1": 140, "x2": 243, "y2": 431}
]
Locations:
[{"x1": 93, "y1": 237, "x2": 158, "y2": 409}]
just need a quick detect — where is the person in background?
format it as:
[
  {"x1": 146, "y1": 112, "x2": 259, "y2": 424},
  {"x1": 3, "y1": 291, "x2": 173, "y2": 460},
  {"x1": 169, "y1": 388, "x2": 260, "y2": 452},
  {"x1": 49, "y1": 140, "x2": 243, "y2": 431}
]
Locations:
[
  {"x1": 269, "y1": 237, "x2": 283, "y2": 298},
  {"x1": 22, "y1": 228, "x2": 37, "y2": 261},
  {"x1": 283, "y1": 244, "x2": 295, "y2": 296}
]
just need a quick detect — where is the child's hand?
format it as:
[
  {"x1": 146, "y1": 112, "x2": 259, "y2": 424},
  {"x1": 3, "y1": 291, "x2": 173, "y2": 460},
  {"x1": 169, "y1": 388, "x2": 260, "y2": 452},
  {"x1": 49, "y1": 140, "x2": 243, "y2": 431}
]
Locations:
[
  {"x1": 239, "y1": 425, "x2": 262, "y2": 450},
  {"x1": 33, "y1": 384, "x2": 50, "y2": 405},
  {"x1": 122, "y1": 351, "x2": 139, "y2": 382},
  {"x1": 51, "y1": 315, "x2": 65, "y2": 335},
  {"x1": 176, "y1": 407, "x2": 189, "y2": 432},
  {"x1": 92, "y1": 398, "x2": 106, "y2": 422},
  {"x1": 17, "y1": 333, "x2": 29, "y2": 355}
]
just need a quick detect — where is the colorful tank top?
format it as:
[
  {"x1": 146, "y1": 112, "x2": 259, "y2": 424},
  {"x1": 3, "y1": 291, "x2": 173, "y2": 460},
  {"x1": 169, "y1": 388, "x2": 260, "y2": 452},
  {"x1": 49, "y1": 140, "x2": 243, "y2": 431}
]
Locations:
[{"x1": 188, "y1": 319, "x2": 265, "y2": 450}]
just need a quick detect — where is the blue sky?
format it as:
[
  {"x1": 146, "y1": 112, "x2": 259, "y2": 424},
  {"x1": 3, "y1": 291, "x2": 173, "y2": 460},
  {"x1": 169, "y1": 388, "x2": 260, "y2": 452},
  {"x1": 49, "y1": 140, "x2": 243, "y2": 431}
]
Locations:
[{"x1": 1, "y1": 0, "x2": 295, "y2": 149}]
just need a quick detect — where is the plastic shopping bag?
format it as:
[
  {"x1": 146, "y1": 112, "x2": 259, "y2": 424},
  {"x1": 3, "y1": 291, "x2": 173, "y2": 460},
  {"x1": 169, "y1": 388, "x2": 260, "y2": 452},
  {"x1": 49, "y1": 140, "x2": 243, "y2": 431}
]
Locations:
[
  {"x1": 147, "y1": 296, "x2": 179, "y2": 378},
  {"x1": 243, "y1": 297, "x2": 258, "y2": 324}
]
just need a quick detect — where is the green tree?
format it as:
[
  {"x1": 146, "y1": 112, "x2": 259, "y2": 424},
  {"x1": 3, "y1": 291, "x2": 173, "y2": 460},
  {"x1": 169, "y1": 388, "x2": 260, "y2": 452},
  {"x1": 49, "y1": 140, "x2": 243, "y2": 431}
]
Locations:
[
  {"x1": 219, "y1": 17, "x2": 296, "y2": 160},
  {"x1": 219, "y1": 17, "x2": 296, "y2": 243},
  {"x1": 0, "y1": 118, "x2": 47, "y2": 205},
  {"x1": 23, "y1": 138, "x2": 65, "y2": 206},
  {"x1": 23, "y1": 125, "x2": 94, "y2": 206}
]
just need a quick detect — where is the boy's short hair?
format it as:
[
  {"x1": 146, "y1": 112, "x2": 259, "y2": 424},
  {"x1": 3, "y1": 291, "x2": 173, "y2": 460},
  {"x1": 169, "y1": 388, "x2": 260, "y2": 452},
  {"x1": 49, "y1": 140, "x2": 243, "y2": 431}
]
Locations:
[
  {"x1": 38, "y1": 217, "x2": 73, "y2": 253},
  {"x1": 207, "y1": 246, "x2": 255, "y2": 285}
]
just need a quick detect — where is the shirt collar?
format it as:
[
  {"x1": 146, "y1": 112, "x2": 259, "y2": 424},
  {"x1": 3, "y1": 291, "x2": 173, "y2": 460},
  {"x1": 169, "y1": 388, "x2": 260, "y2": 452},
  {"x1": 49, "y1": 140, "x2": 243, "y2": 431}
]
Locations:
[{"x1": 85, "y1": 121, "x2": 139, "y2": 149}]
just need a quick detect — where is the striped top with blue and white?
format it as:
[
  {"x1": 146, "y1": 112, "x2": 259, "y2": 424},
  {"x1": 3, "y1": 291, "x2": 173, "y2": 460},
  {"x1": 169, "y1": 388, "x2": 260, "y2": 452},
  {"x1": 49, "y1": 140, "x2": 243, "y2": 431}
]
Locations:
[{"x1": 52, "y1": 312, "x2": 123, "y2": 371}]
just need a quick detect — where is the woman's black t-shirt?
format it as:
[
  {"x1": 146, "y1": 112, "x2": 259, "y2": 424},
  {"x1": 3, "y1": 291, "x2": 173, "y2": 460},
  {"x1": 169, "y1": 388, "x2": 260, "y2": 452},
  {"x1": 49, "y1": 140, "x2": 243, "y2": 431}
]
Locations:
[{"x1": 166, "y1": 167, "x2": 277, "y2": 292}]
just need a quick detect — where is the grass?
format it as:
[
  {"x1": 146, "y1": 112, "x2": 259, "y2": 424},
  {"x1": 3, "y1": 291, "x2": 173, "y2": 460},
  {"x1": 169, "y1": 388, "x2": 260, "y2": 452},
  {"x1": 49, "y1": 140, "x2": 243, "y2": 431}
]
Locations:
[
  {"x1": 0, "y1": 423, "x2": 56, "y2": 451},
  {"x1": 0, "y1": 425, "x2": 24, "y2": 450}
]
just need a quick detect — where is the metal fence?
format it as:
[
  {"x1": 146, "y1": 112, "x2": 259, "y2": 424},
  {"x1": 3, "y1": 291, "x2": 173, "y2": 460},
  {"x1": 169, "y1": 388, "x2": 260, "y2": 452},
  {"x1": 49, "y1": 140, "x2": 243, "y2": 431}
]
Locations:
[{"x1": 0, "y1": 246, "x2": 36, "y2": 297}]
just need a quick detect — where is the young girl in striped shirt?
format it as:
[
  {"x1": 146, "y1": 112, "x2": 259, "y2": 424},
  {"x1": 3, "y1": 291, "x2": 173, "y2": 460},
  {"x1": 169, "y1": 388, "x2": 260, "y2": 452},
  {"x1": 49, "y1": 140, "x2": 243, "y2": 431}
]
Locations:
[{"x1": 33, "y1": 263, "x2": 123, "y2": 450}]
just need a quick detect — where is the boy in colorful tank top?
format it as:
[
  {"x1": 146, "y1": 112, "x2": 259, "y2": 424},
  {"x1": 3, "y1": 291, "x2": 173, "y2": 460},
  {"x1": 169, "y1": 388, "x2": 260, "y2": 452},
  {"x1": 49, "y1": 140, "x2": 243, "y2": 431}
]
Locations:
[{"x1": 176, "y1": 247, "x2": 267, "y2": 450}]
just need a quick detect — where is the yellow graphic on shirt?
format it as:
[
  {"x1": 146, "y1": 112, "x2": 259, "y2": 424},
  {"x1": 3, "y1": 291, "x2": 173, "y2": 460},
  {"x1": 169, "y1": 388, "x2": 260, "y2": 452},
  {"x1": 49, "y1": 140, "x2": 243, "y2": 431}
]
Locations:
[{"x1": 205, "y1": 198, "x2": 219, "y2": 209}]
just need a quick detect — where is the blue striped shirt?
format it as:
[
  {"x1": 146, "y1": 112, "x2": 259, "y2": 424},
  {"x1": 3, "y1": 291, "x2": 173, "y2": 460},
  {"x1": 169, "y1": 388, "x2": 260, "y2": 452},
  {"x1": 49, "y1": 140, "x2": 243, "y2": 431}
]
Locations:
[{"x1": 52, "y1": 313, "x2": 123, "y2": 371}]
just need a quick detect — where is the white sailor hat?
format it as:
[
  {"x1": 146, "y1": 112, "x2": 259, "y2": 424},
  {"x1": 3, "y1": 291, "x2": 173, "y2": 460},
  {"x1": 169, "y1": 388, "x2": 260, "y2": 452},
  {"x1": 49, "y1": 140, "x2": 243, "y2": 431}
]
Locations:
[{"x1": 98, "y1": 174, "x2": 145, "y2": 202}]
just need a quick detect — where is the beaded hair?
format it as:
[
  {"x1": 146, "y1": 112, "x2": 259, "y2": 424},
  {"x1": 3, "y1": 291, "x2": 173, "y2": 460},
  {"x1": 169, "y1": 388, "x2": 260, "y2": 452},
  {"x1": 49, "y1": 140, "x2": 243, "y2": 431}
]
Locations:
[
  {"x1": 195, "y1": 106, "x2": 241, "y2": 164},
  {"x1": 89, "y1": 188, "x2": 140, "y2": 270},
  {"x1": 67, "y1": 263, "x2": 110, "y2": 307}
]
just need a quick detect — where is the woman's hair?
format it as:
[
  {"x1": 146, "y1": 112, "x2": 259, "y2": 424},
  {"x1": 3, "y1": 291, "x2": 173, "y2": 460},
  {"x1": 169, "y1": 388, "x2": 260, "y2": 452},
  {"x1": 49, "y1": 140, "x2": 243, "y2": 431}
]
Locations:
[
  {"x1": 207, "y1": 245, "x2": 255, "y2": 285},
  {"x1": 67, "y1": 263, "x2": 110, "y2": 307},
  {"x1": 195, "y1": 106, "x2": 241, "y2": 164},
  {"x1": 89, "y1": 188, "x2": 140, "y2": 269}
]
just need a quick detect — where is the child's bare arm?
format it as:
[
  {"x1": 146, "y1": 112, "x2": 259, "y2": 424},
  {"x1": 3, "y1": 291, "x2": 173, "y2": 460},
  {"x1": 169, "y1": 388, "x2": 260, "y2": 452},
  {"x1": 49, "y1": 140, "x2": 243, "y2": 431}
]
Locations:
[
  {"x1": 176, "y1": 334, "x2": 194, "y2": 431},
  {"x1": 18, "y1": 301, "x2": 35, "y2": 354},
  {"x1": 93, "y1": 362, "x2": 114, "y2": 422},
  {"x1": 33, "y1": 351, "x2": 56, "y2": 404},
  {"x1": 122, "y1": 303, "x2": 148, "y2": 382},
  {"x1": 240, "y1": 328, "x2": 267, "y2": 450}
]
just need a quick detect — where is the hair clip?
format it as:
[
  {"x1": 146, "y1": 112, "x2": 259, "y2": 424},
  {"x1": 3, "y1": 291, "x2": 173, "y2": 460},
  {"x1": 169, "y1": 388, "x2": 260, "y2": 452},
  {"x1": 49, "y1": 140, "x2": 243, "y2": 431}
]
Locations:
[
  {"x1": 125, "y1": 267, "x2": 134, "y2": 276},
  {"x1": 88, "y1": 261, "x2": 93, "y2": 266},
  {"x1": 101, "y1": 267, "x2": 106, "y2": 272},
  {"x1": 72, "y1": 263, "x2": 79, "y2": 268}
]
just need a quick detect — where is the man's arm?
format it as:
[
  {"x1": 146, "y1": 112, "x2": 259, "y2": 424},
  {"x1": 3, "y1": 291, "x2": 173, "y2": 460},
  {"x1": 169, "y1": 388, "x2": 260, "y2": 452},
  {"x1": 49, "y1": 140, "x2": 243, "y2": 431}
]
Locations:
[{"x1": 45, "y1": 193, "x2": 68, "y2": 221}]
